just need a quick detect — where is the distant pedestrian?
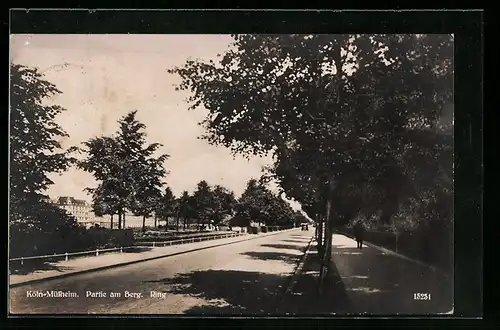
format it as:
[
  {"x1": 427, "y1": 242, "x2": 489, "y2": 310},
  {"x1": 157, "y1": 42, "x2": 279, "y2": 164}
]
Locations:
[{"x1": 354, "y1": 221, "x2": 365, "y2": 249}]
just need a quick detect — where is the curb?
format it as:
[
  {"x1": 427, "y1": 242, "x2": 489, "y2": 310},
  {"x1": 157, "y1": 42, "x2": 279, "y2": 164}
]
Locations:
[
  {"x1": 275, "y1": 233, "x2": 315, "y2": 314},
  {"x1": 10, "y1": 228, "x2": 299, "y2": 288},
  {"x1": 335, "y1": 230, "x2": 450, "y2": 277}
]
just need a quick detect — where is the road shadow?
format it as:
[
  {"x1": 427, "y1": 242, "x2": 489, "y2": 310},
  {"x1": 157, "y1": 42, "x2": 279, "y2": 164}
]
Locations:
[
  {"x1": 278, "y1": 245, "x2": 352, "y2": 315},
  {"x1": 281, "y1": 239, "x2": 310, "y2": 244},
  {"x1": 290, "y1": 234, "x2": 310, "y2": 238},
  {"x1": 9, "y1": 260, "x2": 74, "y2": 275},
  {"x1": 144, "y1": 270, "x2": 288, "y2": 315},
  {"x1": 260, "y1": 243, "x2": 305, "y2": 251},
  {"x1": 240, "y1": 251, "x2": 302, "y2": 266},
  {"x1": 332, "y1": 245, "x2": 453, "y2": 315}
]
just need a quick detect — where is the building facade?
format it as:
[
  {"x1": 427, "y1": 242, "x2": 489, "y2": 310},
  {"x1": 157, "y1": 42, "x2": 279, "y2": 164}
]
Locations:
[
  {"x1": 46, "y1": 196, "x2": 157, "y2": 229},
  {"x1": 56, "y1": 196, "x2": 96, "y2": 225}
]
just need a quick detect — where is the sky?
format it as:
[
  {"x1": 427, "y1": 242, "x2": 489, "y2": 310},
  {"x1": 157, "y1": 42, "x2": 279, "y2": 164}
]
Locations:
[{"x1": 10, "y1": 34, "x2": 302, "y2": 210}]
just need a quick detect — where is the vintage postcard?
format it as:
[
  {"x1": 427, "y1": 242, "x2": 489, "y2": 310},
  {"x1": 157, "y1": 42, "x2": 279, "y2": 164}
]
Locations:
[{"x1": 9, "y1": 32, "x2": 454, "y2": 316}]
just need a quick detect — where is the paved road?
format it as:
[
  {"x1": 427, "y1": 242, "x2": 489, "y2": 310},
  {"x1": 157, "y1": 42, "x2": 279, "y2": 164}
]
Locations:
[
  {"x1": 10, "y1": 232, "x2": 245, "y2": 286},
  {"x1": 10, "y1": 229, "x2": 313, "y2": 315}
]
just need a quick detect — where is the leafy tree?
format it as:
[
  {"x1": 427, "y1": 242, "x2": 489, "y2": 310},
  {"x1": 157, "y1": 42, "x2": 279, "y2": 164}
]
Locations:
[
  {"x1": 87, "y1": 181, "x2": 121, "y2": 229},
  {"x1": 10, "y1": 63, "x2": 77, "y2": 222},
  {"x1": 156, "y1": 187, "x2": 177, "y2": 230},
  {"x1": 79, "y1": 111, "x2": 169, "y2": 230},
  {"x1": 209, "y1": 185, "x2": 237, "y2": 227},
  {"x1": 130, "y1": 155, "x2": 168, "y2": 233},
  {"x1": 191, "y1": 180, "x2": 213, "y2": 230},
  {"x1": 266, "y1": 191, "x2": 296, "y2": 227},
  {"x1": 79, "y1": 136, "x2": 127, "y2": 228},
  {"x1": 169, "y1": 34, "x2": 453, "y2": 288},
  {"x1": 132, "y1": 184, "x2": 163, "y2": 233},
  {"x1": 235, "y1": 179, "x2": 265, "y2": 227},
  {"x1": 178, "y1": 191, "x2": 196, "y2": 230},
  {"x1": 9, "y1": 63, "x2": 79, "y2": 257},
  {"x1": 234, "y1": 178, "x2": 296, "y2": 228},
  {"x1": 169, "y1": 34, "x2": 452, "y2": 219},
  {"x1": 116, "y1": 111, "x2": 169, "y2": 229}
]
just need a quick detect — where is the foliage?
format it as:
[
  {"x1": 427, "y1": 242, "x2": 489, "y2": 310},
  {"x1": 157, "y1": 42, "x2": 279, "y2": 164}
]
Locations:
[
  {"x1": 79, "y1": 111, "x2": 169, "y2": 230},
  {"x1": 117, "y1": 111, "x2": 169, "y2": 221},
  {"x1": 9, "y1": 200, "x2": 82, "y2": 257},
  {"x1": 156, "y1": 186, "x2": 178, "y2": 225},
  {"x1": 169, "y1": 34, "x2": 454, "y2": 233},
  {"x1": 9, "y1": 63, "x2": 80, "y2": 257},
  {"x1": 88, "y1": 180, "x2": 121, "y2": 220},
  {"x1": 9, "y1": 64, "x2": 77, "y2": 221},
  {"x1": 209, "y1": 185, "x2": 237, "y2": 226},
  {"x1": 79, "y1": 136, "x2": 125, "y2": 219},
  {"x1": 191, "y1": 180, "x2": 214, "y2": 227},
  {"x1": 235, "y1": 179, "x2": 295, "y2": 227},
  {"x1": 177, "y1": 190, "x2": 197, "y2": 228}
]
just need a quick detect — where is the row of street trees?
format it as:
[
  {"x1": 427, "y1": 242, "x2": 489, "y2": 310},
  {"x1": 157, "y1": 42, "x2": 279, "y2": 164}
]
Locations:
[
  {"x1": 169, "y1": 34, "x2": 453, "y2": 292},
  {"x1": 233, "y1": 178, "x2": 297, "y2": 228},
  {"x1": 9, "y1": 60, "x2": 299, "y2": 256},
  {"x1": 156, "y1": 178, "x2": 299, "y2": 232},
  {"x1": 76, "y1": 112, "x2": 234, "y2": 232},
  {"x1": 155, "y1": 181, "x2": 237, "y2": 231},
  {"x1": 77, "y1": 112, "x2": 298, "y2": 232}
]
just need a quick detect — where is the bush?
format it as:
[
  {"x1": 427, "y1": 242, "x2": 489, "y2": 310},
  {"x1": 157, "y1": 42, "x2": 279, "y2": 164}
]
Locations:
[
  {"x1": 10, "y1": 221, "x2": 91, "y2": 258},
  {"x1": 9, "y1": 224, "x2": 136, "y2": 258},
  {"x1": 247, "y1": 226, "x2": 259, "y2": 234},
  {"x1": 110, "y1": 229, "x2": 135, "y2": 247}
]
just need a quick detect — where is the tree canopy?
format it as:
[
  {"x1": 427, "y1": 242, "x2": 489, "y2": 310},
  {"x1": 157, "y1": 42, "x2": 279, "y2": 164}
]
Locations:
[
  {"x1": 9, "y1": 63, "x2": 80, "y2": 257},
  {"x1": 156, "y1": 186, "x2": 177, "y2": 223},
  {"x1": 210, "y1": 185, "x2": 237, "y2": 226},
  {"x1": 234, "y1": 179, "x2": 296, "y2": 227},
  {"x1": 169, "y1": 34, "x2": 453, "y2": 230},
  {"x1": 78, "y1": 110, "x2": 169, "y2": 229},
  {"x1": 10, "y1": 64, "x2": 77, "y2": 219}
]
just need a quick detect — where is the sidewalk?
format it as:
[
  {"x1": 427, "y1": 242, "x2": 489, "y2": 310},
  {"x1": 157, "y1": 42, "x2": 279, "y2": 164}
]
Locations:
[
  {"x1": 280, "y1": 233, "x2": 454, "y2": 315},
  {"x1": 330, "y1": 233, "x2": 453, "y2": 315},
  {"x1": 9, "y1": 228, "x2": 299, "y2": 287},
  {"x1": 277, "y1": 242, "x2": 351, "y2": 315}
]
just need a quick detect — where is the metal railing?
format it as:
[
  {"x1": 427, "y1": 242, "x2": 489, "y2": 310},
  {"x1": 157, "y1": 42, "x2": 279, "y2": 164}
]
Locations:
[{"x1": 9, "y1": 232, "x2": 244, "y2": 266}]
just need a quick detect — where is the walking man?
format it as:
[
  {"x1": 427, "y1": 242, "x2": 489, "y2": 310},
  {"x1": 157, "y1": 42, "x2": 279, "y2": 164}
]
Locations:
[{"x1": 354, "y1": 220, "x2": 365, "y2": 249}]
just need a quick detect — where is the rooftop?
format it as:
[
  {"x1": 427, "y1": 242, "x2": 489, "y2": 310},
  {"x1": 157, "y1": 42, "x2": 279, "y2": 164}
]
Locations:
[{"x1": 57, "y1": 196, "x2": 88, "y2": 206}]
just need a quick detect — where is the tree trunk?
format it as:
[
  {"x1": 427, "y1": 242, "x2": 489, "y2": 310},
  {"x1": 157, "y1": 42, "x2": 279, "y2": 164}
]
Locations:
[
  {"x1": 319, "y1": 210, "x2": 331, "y2": 296},
  {"x1": 317, "y1": 214, "x2": 324, "y2": 255},
  {"x1": 123, "y1": 212, "x2": 126, "y2": 229},
  {"x1": 142, "y1": 215, "x2": 146, "y2": 233},
  {"x1": 110, "y1": 214, "x2": 114, "y2": 229},
  {"x1": 319, "y1": 177, "x2": 336, "y2": 296},
  {"x1": 154, "y1": 214, "x2": 157, "y2": 228},
  {"x1": 118, "y1": 212, "x2": 122, "y2": 230},
  {"x1": 176, "y1": 213, "x2": 180, "y2": 231},
  {"x1": 324, "y1": 205, "x2": 333, "y2": 261}
]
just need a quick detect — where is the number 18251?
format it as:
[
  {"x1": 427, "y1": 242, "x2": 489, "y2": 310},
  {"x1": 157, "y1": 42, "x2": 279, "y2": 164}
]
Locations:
[{"x1": 413, "y1": 293, "x2": 431, "y2": 301}]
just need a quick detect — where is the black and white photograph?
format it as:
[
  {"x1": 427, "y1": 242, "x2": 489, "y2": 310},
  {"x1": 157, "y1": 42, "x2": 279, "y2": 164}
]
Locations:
[{"x1": 9, "y1": 32, "x2": 454, "y2": 315}]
